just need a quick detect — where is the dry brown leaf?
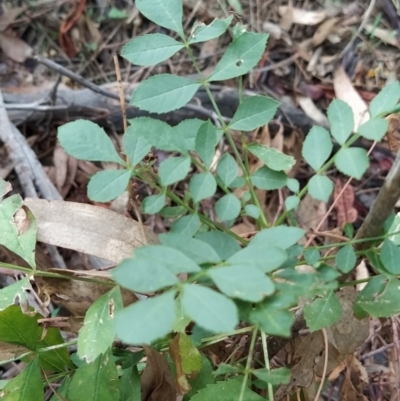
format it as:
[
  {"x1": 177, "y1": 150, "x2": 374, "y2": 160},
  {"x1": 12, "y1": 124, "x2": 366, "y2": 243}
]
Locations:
[
  {"x1": 365, "y1": 24, "x2": 400, "y2": 48},
  {"x1": 279, "y1": 0, "x2": 293, "y2": 31},
  {"x1": 385, "y1": 113, "x2": 400, "y2": 152},
  {"x1": 24, "y1": 199, "x2": 158, "y2": 264},
  {"x1": 334, "y1": 66, "x2": 369, "y2": 130},
  {"x1": 53, "y1": 144, "x2": 69, "y2": 192},
  {"x1": 333, "y1": 179, "x2": 357, "y2": 228},
  {"x1": 295, "y1": 193, "x2": 327, "y2": 235},
  {"x1": 355, "y1": 260, "x2": 369, "y2": 292},
  {"x1": 0, "y1": 7, "x2": 27, "y2": 31},
  {"x1": 278, "y1": 6, "x2": 326, "y2": 26},
  {"x1": 141, "y1": 346, "x2": 176, "y2": 401},
  {"x1": 311, "y1": 18, "x2": 338, "y2": 46},
  {"x1": 36, "y1": 268, "x2": 137, "y2": 316},
  {"x1": 297, "y1": 96, "x2": 329, "y2": 126},
  {"x1": 342, "y1": 366, "x2": 368, "y2": 401},
  {"x1": 0, "y1": 31, "x2": 32, "y2": 63}
]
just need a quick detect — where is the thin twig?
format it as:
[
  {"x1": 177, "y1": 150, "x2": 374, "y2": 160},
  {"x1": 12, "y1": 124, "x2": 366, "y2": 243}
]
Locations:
[
  {"x1": 313, "y1": 328, "x2": 329, "y2": 401},
  {"x1": 112, "y1": 53, "x2": 128, "y2": 133}
]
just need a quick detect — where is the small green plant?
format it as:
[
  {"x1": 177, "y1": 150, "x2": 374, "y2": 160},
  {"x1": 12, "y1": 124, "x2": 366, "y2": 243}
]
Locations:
[{"x1": 2, "y1": 0, "x2": 400, "y2": 400}]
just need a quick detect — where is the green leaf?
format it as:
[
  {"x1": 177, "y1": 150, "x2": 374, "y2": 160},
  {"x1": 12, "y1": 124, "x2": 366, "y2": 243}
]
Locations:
[
  {"x1": 327, "y1": 99, "x2": 354, "y2": 145},
  {"x1": 121, "y1": 34, "x2": 183, "y2": 66},
  {"x1": 182, "y1": 285, "x2": 238, "y2": 333},
  {"x1": 302, "y1": 126, "x2": 333, "y2": 171},
  {"x1": 308, "y1": 175, "x2": 334, "y2": 202},
  {"x1": 142, "y1": 193, "x2": 166, "y2": 214},
  {"x1": 136, "y1": 0, "x2": 184, "y2": 37},
  {"x1": 253, "y1": 367, "x2": 291, "y2": 385},
  {"x1": 380, "y1": 239, "x2": 400, "y2": 274},
  {"x1": 160, "y1": 233, "x2": 221, "y2": 264},
  {"x1": 160, "y1": 206, "x2": 186, "y2": 218},
  {"x1": 183, "y1": 355, "x2": 214, "y2": 401},
  {"x1": 247, "y1": 144, "x2": 295, "y2": 171},
  {"x1": 173, "y1": 119, "x2": 204, "y2": 151},
  {"x1": 49, "y1": 377, "x2": 71, "y2": 401},
  {"x1": 215, "y1": 194, "x2": 241, "y2": 221},
  {"x1": 209, "y1": 32, "x2": 268, "y2": 81},
  {"x1": 115, "y1": 291, "x2": 175, "y2": 344},
  {"x1": 0, "y1": 277, "x2": 30, "y2": 311},
  {"x1": 87, "y1": 169, "x2": 131, "y2": 202},
  {"x1": 229, "y1": 96, "x2": 279, "y2": 131},
  {"x1": 123, "y1": 124, "x2": 151, "y2": 166},
  {"x1": 228, "y1": 245, "x2": 287, "y2": 273},
  {"x1": 209, "y1": 265, "x2": 274, "y2": 302},
  {"x1": 189, "y1": 172, "x2": 217, "y2": 203},
  {"x1": 173, "y1": 295, "x2": 192, "y2": 333},
  {"x1": 304, "y1": 291, "x2": 342, "y2": 331},
  {"x1": 336, "y1": 245, "x2": 356, "y2": 274},
  {"x1": 68, "y1": 350, "x2": 120, "y2": 401},
  {"x1": 251, "y1": 166, "x2": 287, "y2": 190},
  {"x1": 216, "y1": 153, "x2": 238, "y2": 187},
  {"x1": 120, "y1": 366, "x2": 141, "y2": 401},
  {"x1": 135, "y1": 245, "x2": 201, "y2": 274},
  {"x1": 77, "y1": 287, "x2": 123, "y2": 363},
  {"x1": 286, "y1": 178, "x2": 299, "y2": 193},
  {"x1": 191, "y1": 379, "x2": 264, "y2": 401},
  {"x1": 285, "y1": 195, "x2": 299, "y2": 211},
  {"x1": 58, "y1": 120, "x2": 124, "y2": 164},
  {"x1": 159, "y1": 156, "x2": 191, "y2": 186},
  {"x1": 245, "y1": 204, "x2": 260, "y2": 219},
  {"x1": 250, "y1": 226, "x2": 305, "y2": 249},
  {"x1": 335, "y1": 147, "x2": 369, "y2": 179},
  {"x1": 228, "y1": 176, "x2": 246, "y2": 189},
  {"x1": 357, "y1": 118, "x2": 389, "y2": 141},
  {"x1": 369, "y1": 81, "x2": 400, "y2": 118},
  {"x1": 131, "y1": 74, "x2": 200, "y2": 113},
  {"x1": 304, "y1": 249, "x2": 320, "y2": 266},
  {"x1": 0, "y1": 305, "x2": 40, "y2": 349},
  {"x1": 195, "y1": 121, "x2": 217, "y2": 168},
  {"x1": 189, "y1": 16, "x2": 233, "y2": 44},
  {"x1": 113, "y1": 259, "x2": 178, "y2": 293},
  {"x1": 108, "y1": 7, "x2": 127, "y2": 19},
  {"x1": 227, "y1": 0, "x2": 243, "y2": 15},
  {"x1": 171, "y1": 214, "x2": 201, "y2": 237},
  {"x1": 0, "y1": 195, "x2": 36, "y2": 268},
  {"x1": 195, "y1": 231, "x2": 241, "y2": 260},
  {"x1": 249, "y1": 296, "x2": 294, "y2": 336},
  {"x1": 0, "y1": 357, "x2": 43, "y2": 401}
]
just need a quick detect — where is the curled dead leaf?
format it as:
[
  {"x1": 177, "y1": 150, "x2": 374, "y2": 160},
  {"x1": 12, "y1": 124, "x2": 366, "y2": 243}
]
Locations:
[
  {"x1": 0, "y1": 32, "x2": 32, "y2": 63},
  {"x1": 278, "y1": 6, "x2": 326, "y2": 26}
]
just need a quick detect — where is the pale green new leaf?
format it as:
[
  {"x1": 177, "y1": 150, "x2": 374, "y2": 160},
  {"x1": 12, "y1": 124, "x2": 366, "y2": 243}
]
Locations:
[
  {"x1": 302, "y1": 126, "x2": 332, "y2": 171},
  {"x1": 189, "y1": 16, "x2": 233, "y2": 44},
  {"x1": 182, "y1": 285, "x2": 238, "y2": 333},
  {"x1": 68, "y1": 350, "x2": 120, "y2": 401},
  {"x1": 209, "y1": 32, "x2": 268, "y2": 81},
  {"x1": 250, "y1": 226, "x2": 305, "y2": 249},
  {"x1": 251, "y1": 166, "x2": 287, "y2": 190},
  {"x1": 308, "y1": 175, "x2": 334, "y2": 202},
  {"x1": 304, "y1": 291, "x2": 342, "y2": 332},
  {"x1": 114, "y1": 291, "x2": 175, "y2": 344},
  {"x1": 217, "y1": 153, "x2": 238, "y2": 187},
  {"x1": 285, "y1": 195, "x2": 299, "y2": 211},
  {"x1": 189, "y1": 172, "x2": 217, "y2": 203},
  {"x1": 336, "y1": 245, "x2": 356, "y2": 274},
  {"x1": 0, "y1": 277, "x2": 30, "y2": 311},
  {"x1": 335, "y1": 147, "x2": 369, "y2": 179},
  {"x1": 123, "y1": 124, "x2": 151, "y2": 166},
  {"x1": 229, "y1": 96, "x2": 279, "y2": 131},
  {"x1": 195, "y1": 231, "x2": 241, "y2": 260},
  {"x1": 195, "y1": 121, "x2": 217, "y2": 168},
  {"x1": 173, "y1": 118, "x2": 204, "y2": 151},
  {"x1": 245, "y1": 204, "x2": 260, "y2": 219},
  {"x1": 286, "y1": 178, "x2": 299, "y2": 193},
  {"x1": 171, "y1": 214, "x2": 201, "y2": 237},
  {"x1": 113, "y1": 259, "x2": 178, "y2": 292},
  {"x1": 135, "y1": 245, "x2": 201, "y2": 274},
  {"x1": 227, "y1": 245, "x2": 287, "y2": 273},
  {"x1": 380, "y1": 239, "x2": 400, "y2": 274},
  {"x1": 58, "y1": 120, "x2": 124, "y2": 164},
  {"x1": 159, "y1": 156, "x2": 191, "y2": 186},
  {"x1": 131, "y1": 74, "x2": 200, "y2": 113},
  {"x1": 215, "y1": 194, "x2": 241, "y2": 221},
  {"x1": 247, "y1": 143, "x2": 295, "y2": 171},
  {"x1": 0, "y1": 195, "x2": 36, "y2": 268},
  {"x1": 136, "y1": 0, "x2": 184, "y2": 37},
  {"x1": 253, "y1": 367, "x2": 291, "y2": 385},
  {"x1": 208, "y1": 265, "x2": 274, "y2": 302},
  {"x1": 121, "y1": 34, "x2": 183, "y2": 66},
  {"x1": 357, "y1": 118, "x2": 389, "y2": 141},
  {"x1": 327, "y1": 99, "x2": 354, "y2": 145},
  {"x1": 191, "y1": 380, "x2": 264, "y2": 401},
  {"x1": 142, "y1": 193, "x2": 166, "y2": 214},
  {"x1": 369, "y1": 81, "x2": 400, "y2": 118},
  {"x1": 0, "y1": 357, "x2": 43, "y2": 401},
  {"x1": 77, "y1": 287, "x2": 123, "y2": 363},
  {"x1": 87, "y1": 169, "x2": 131, "y2": 202}
]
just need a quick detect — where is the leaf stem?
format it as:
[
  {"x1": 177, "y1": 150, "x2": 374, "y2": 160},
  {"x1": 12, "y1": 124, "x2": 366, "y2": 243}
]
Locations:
[{"x1": 261, "y1": 331, "x2": 274, "y2": 401}]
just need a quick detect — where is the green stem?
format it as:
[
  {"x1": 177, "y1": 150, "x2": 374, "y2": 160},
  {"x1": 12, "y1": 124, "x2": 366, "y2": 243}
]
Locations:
[
  {"x1": 260, "y1": 331, "x2": 274, "y2": 401},
  {"x1": 238, "y1": 326, "x2": 258, "y2": 401}
]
